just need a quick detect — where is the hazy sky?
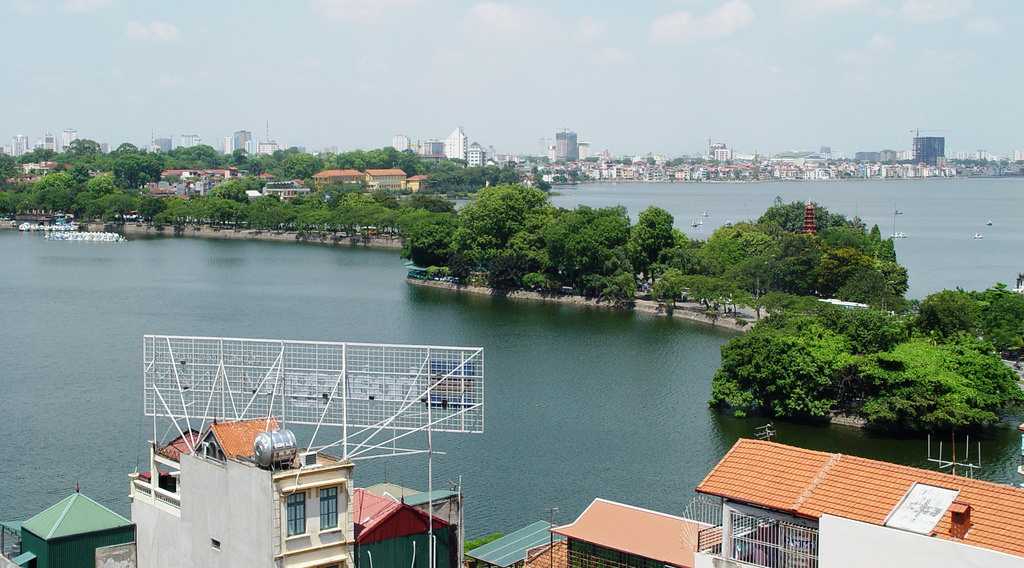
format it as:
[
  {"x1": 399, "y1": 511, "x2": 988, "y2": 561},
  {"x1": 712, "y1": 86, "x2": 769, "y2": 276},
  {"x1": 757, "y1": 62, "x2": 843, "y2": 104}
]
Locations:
[{"x1": 2, "y1": 0, "x2": 1021, "y2": 156}]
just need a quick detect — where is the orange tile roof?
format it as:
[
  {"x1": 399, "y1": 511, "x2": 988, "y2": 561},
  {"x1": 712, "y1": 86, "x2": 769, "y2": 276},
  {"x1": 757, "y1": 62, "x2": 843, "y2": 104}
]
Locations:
[
  {"x1": 365, "y1": 168, "x2": 406, "y2": 177},
  {"x1": 524, "y1": 540, "x2": 568, "y2": 568},
  {"x1": 552, "y1": 499, "x2": 705, "y2": 568},
  {"x1": 407, "y1": 174, "x2": 428, "y2": 181},
  {"x1": 208, "y1": 418, "x2": 279, "y2": 459},
  {"x1": 158, "y1": 429, "x2": 202, "y2": 461},
  {"x1": 313, "y1": 169, "x2": 364, "y2": 178},
  {"x1": 697, "y1": 439, "x2": 1024, "y2": 558}
]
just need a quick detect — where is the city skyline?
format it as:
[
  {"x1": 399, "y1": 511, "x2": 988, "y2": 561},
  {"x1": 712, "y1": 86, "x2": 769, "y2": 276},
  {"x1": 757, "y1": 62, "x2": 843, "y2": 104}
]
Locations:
[{"x1": 2, "y1": 0, "x2": 1022, "y2": 155}]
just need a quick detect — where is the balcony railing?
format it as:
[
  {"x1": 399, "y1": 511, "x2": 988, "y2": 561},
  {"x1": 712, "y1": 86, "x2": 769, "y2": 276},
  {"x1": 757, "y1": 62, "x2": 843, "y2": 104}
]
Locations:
[
  {"x1": 729, "y1": 512, "x2": 818, "y2": 568},
  {"x1": 696, "y1": 525, "x2": 723, "y2": 555}
]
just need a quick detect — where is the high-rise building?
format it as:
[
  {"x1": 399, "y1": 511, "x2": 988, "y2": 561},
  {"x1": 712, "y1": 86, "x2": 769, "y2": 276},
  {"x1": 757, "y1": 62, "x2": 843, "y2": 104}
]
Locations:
[
  {"x1": 152, "y1": 137, "x2": 173, "y2": 153},
  {"x1": 819, "y1": 146, "x2": 832, "y2": 158},
  {"x1": 222, "y1": 136, "x2": 234, "y2": 155},
  {"x1": 232, "y1": 130, "x2": 253, "y2": 154},
  {"x1": 179, "y1": 134, "x2": 202, "y2": 148},
  {"x1": 555, "y1": 130, "x2": 579, "y2": 161},
  {"x1": 60, "y1": 129, "x2": 77, "y2": 152},
  {"x1": 854, "y1": 151, "x2": 881, "y2": 162},
  {"x1": 1013, "y1": 150, "x2": 1024, "y2": 162},
  {"x1": 418, "y1": 139, "x2": 445, "y2": 159},
  {"x1": 11, "y1": 134, "x2": 29, "y2": 157},
  {"x1": 912, "y1": 136, "x2": 945, "y2": 166},
  {"x1": 391, "y1": 134, "x2": 410, "y2": 152},
  {"x1": 445, "y1": 127, "x2": 467, "y2": 160},
  {"x1": 709, "y1": 142, "x2": 731, "y2": 161},
  {"x1": 467, "y1": 142, "x2": 486, "y2": 167},
  {"x1": 879, "y1": 149, "x2": 899, "y2": 163},
  {"x1": 43, "y1": 133, "x2": 56, "y2": 151},
  {"x1": 578, "y1": 141, "x2": 590, "y2": 160},
  {"x1": 256, "y1": 140, "x2": 279, "y2": 155}
]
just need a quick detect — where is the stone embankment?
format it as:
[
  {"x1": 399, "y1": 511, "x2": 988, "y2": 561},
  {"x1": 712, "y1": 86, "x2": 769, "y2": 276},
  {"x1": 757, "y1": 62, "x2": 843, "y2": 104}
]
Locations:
[
  {"x1": 82, "y1": 222, "x2": 403, "y2": 250},
  {"x1": 407, "y1": 278, "x2": 754, "y2": 333}
]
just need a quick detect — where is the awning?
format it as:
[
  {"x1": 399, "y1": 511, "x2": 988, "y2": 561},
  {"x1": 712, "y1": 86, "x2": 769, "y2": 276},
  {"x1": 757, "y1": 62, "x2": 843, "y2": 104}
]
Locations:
[{"x1": 12, "y1": 551, "x2": 36, "y2": 566}]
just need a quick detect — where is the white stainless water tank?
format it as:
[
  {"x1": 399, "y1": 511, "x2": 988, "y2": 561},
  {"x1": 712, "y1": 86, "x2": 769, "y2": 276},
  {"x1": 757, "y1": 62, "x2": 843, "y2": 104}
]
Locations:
[{"x1": 253, "y1": 429, "x2": 298, "y2": 468}]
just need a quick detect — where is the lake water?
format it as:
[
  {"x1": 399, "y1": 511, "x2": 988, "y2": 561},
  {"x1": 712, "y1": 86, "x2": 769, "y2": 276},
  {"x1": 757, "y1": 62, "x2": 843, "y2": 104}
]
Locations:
[
  {"x1": 1, "y1": 178, "x2": 1022, "y2": 538},
  {"x1": 551, "y1": 178, "x2": 1024, "y2": 298}
]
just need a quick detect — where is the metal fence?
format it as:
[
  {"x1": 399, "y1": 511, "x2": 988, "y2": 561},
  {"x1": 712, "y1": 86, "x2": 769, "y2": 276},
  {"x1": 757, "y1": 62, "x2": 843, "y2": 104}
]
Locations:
[
  {"x1": 729, "y1": 511, "x2": 818, "y2": 568},
  {"x1": 681, "y1": 493, "x2": 723, "y2": 526}
]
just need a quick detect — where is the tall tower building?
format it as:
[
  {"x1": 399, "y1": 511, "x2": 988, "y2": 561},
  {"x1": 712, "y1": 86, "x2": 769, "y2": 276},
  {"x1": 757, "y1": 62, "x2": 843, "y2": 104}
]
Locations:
[
  {"x1": 445, "y1": 127, "x2": 467, "y2": 161},
  {"x1": 233, "y1": 130, "x2": 253, "y2": 153},
  {"x1": 43, "y1": 133, "x2": 57, "y2": 151},
  {"x1": 391, "y1": 134, "x2": 411, "y2": 152},
  {"x1": 912, "y1": 136, "x2": 945, "y2": 166},
  {"x1": 222, "y1": 136, "x2": 234, "y2": 155},
  {"x1": 178, "y1": 134, "x2": 202, "y2": 148},
  {"x1": 11, "y1": 134, "x2": 29, "y2": 156},
  {"x1": 60, "y1": 129, "x2": 78, "y2": 152},
  {"x1": 555, "y1": 130, "x2": 579, "y2": 161}
]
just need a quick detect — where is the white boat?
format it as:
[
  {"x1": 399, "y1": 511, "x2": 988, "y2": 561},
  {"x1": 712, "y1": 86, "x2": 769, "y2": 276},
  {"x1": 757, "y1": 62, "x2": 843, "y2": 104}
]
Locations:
[
  {"x1": 18, "y1": 223, "x2": 31, "y2": 231},
  {"x1": 986, "y1": 220, "x2": 993, "y2": 226},
  {"x1": 891, "y1": 232, "x2": 907, "y2": 239},
  {"x1": 44, "y1": 231, "x2": 126, "y2": 243},
  {"x1": 973, "y1": 233, "x2": 984, "y2": 240},
  {"x1": 701, "y1": 210, "x2": 710, "y2": 217}
]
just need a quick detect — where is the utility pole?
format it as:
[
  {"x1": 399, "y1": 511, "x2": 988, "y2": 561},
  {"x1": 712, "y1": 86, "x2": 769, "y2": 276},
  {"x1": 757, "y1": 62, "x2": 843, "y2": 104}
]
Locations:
[{"x1": 546, "y1": 507, "x2": 559, "y2": 567}]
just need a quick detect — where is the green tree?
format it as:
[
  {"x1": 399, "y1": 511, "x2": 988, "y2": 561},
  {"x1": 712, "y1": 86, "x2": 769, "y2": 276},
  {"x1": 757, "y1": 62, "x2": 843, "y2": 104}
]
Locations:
[
  {"x1": 917, "y1": 290, "x2": 979, "y2": 339},
  {"x1": 403, "y1": 215, "x2": 457, "y2": 268},
  {"x1": 972, "y1": 284, "x2": 1024, "y2": 351},
  {"x1": 652, "y1": 268, "x2": 686, "y2": 313},
  {"x1": 112, "y1": 153, "x2": 162, "y2": 189},
  {"x1": 628, "y1": 206, "x2": 675, "y2": 276}
]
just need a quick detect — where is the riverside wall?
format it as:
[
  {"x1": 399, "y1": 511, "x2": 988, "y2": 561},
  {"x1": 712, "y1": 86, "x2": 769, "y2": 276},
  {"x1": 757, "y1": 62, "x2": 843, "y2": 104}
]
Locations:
[
  {"x1": 407, "y1": 278, "x2": 754, "y2": 333},
  {"x1": 82, "y1": 222, "x2": 403, "y2": 250}
]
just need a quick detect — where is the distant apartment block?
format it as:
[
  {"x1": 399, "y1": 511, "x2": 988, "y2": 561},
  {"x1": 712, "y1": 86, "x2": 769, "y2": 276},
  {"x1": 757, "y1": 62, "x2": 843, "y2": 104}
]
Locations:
[
  {"x1": 913, "y1": 136, "x2": 945, "y2": 166},
  {"x1": 257, "y1": 141, "x2": 280, "y2": 155},
  {"x1": 445, "y1": 127, "x2": 468, "y2": 161},
  {"x1": 854, "y1": 151, "x2": 881, "y2": 162},
  {"x1": 467, "y1": 142, "x2": 486, "y2": 167},
  {"x1": 152, "y1": 137, "x2": 173, "y2": 153},
  {"x1": 262, "y1": 180, "x2": 311, "y2": 200},
  {"x1": 233, "y1": 130, "x2": 253, "y2": 153},
  {"x1": 59, "y1": 128, "x2": 77, "y2": 152},
  {"x1": 709, "y1": 143, "x2": 732, "y2": 162},
  {"x1": 42, "y1": 133, "x2": 56, "y2": 152},
  {"x1": 10, "y1": 135, "x2": 28, "y2": 157},
  {"x1": 178, "y1": 134, "x2": 202, "y2": 149},
  {"x1": 555, "y1": 130, "x2": 579, "y2": 162},
  {"x1": 419, "y1": 139, "x2": 446, "y2": 159},
  {"x1": 392, "y1": 134, "x2": 411, "y2": 152}
]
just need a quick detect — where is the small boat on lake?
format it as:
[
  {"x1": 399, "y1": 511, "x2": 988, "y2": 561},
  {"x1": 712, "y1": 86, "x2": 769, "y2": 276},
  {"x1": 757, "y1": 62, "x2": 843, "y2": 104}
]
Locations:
[{"x1": 973, "y1": 233, "x2": 985, "y2": 240}]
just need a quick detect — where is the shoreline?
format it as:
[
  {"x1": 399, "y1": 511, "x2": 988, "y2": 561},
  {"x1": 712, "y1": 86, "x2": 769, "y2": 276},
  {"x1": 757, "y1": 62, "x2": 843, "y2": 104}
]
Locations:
[
  {"x1": 81, "y1": 222, "x2": 404, "y2": 250},
  {"x1": 407, "y1": 278, "x2": 754, "y2": 333}
]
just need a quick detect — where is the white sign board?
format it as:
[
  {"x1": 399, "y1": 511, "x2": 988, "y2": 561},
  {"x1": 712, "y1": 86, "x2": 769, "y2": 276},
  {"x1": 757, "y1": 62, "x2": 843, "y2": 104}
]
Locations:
[{"x1": 884, "y1": 483, "x2": 959, "y2": 535}]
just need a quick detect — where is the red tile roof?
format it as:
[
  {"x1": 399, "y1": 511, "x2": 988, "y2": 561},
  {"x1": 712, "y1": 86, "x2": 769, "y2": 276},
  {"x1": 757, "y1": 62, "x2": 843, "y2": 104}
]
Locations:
[
  {"x1": 208, "y1": 418, "x2": 279, "y2": 459},
  {"x1": 353, "y1": 488, "x2": 448, "y2": 545},
  {"x1": 552, "y1": 499, "x2": 705, "y2": 568},
  {"x1": 697, "y1": 439, "x2": 1024, "y2": 558},
  {"x1": 407, "y1": 174, "x2": 428, "y2": 181},
  {"x1": 158, "y1": 430, "x2": 202, "y2": 461},
  {"x1": 365, "y1": 168, "x2": 406, "y2": 177}
]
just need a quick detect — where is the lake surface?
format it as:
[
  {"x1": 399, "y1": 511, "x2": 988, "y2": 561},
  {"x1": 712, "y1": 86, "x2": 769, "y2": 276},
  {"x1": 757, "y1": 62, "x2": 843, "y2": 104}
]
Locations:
[
  {"x1": 1, "y1": 179, "x2": 1023, "y2": 538},
  {"x1": 551, "y1": 178, "x2": 1024, "y2": 298}
]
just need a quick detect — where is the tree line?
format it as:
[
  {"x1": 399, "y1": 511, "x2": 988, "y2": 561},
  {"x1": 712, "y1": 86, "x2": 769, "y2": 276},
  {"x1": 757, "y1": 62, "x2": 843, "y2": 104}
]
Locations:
[{"x1": 403, "y1": 185, "x2": 908, "y2": 312}]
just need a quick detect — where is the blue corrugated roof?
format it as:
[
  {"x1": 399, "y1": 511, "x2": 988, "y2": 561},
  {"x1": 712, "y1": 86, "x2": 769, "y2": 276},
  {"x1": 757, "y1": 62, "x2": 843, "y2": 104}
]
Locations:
[{"x1": 466, "y1": 520, "x2": 554, "y2": 567}]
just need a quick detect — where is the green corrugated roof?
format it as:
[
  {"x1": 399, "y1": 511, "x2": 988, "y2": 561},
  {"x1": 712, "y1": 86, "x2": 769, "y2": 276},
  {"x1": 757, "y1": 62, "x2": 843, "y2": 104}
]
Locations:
[
  {"x1": 466, "y1": 520, "x2": 554, "y2": 567},
  {"x1": 22, "y1": 493, "x2": 132, "y2": 540},
  {"x1": 11, "y1": 551, "x2": 36, "y2": 566},
  {"x1": 403, "y1": 489, "x2": 457, "y2": 507}
]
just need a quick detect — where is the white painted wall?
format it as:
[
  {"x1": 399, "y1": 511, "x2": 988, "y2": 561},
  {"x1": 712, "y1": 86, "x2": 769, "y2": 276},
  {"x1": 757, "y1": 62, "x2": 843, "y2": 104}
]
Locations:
[{"x1": 820, "y1": 514, "x2": 1022, "y2": 568}]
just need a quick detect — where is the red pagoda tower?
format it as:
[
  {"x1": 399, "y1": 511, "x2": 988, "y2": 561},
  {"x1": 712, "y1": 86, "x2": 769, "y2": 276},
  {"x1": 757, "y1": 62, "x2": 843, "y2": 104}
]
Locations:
[{"x1": 803, "y1": 201, "x2": 817, "y2": 234}]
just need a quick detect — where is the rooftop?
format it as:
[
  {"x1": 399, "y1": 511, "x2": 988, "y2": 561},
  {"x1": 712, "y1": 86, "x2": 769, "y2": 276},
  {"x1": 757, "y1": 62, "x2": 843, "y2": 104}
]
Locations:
[
  {"x1": 364, "y1": 168, "x2": 406, "y2": 176},
  {"x1": 697, "y1": 439, "x2": 1024, "y2": 558},
  {"x1": 22, "y1": 493, "x2": 132, "y2": 541},
  {"x1": 552, "y1": 499, "x2": 705, "y2": 568},
  {"x1": 208, "y1": 418, "x2": 279, "y2": 459},
  {"x1": 466, "y1": 520, "x2": 555, "y2": 568},
  {"x1": 313, "y1": 169, "x2": 364, "y2": 178},
  {"x1": 352, "y1": 488, "x2": 447, "y2": 545}
]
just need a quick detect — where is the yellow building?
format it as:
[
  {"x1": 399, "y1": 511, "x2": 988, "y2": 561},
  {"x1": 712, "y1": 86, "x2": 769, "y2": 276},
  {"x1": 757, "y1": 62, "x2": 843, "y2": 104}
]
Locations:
[{"x1": 364, "y1": 168, "x2": 407, "y2": 191}]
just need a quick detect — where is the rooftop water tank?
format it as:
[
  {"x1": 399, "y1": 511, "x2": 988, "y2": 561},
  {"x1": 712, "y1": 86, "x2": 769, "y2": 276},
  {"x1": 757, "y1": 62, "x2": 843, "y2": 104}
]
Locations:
[{"x1": 253, "y1": 429, "x2": 298, "y2": 468}]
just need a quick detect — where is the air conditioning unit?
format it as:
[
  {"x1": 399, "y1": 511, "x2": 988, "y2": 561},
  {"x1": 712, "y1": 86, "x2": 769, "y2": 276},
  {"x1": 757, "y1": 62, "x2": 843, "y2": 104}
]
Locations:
[{"x1": 299, "y1": 451, "x2": 318, "y2": 468}]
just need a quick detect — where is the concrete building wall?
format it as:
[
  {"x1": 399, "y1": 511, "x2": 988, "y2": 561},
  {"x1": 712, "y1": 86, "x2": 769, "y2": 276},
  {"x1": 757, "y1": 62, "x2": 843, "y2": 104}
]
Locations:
[
  {"x1": 133, "y1": 454, "x2": 275, "y2": 568},
  {"x1": 819, "y1": 514, "x2": 1021, "y2": 568}
]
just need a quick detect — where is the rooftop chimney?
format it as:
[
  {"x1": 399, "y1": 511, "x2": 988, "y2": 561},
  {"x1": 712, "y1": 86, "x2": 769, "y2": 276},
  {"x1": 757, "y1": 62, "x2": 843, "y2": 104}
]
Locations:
[{"x1": 949, "y1": 501, "x2": 972, "y2": 539}]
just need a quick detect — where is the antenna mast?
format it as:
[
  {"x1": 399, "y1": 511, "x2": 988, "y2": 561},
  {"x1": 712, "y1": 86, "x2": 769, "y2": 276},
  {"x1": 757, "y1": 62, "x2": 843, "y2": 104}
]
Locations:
[{"x1": 926, "y1": 433, "x2": 982, "y2": 478}]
